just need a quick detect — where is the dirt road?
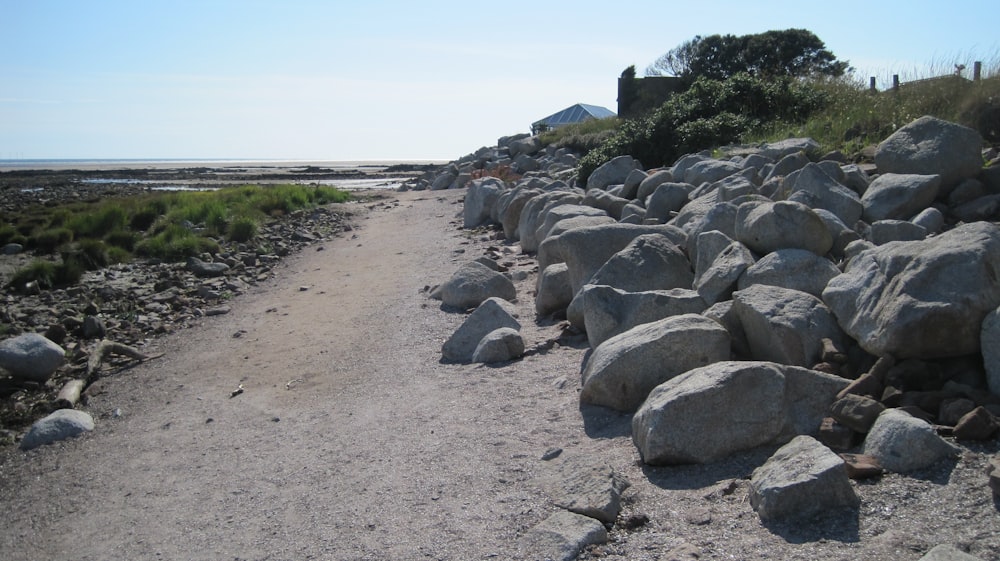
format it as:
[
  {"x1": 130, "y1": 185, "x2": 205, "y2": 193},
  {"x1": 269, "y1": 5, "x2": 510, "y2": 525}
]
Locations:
[{"x1": 2, "y1": 189, "x2": 999, "y2": 561}]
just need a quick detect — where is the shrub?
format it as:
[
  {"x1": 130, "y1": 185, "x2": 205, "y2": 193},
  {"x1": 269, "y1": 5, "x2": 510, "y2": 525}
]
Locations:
[{"x1": 578, "y1": 73, "x2": 829, "y2": 183}]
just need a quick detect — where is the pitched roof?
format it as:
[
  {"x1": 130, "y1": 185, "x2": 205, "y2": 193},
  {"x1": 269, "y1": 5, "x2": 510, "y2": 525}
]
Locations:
[{"x1": 532, "y1": 103, "x2": 616, "y2": 129}]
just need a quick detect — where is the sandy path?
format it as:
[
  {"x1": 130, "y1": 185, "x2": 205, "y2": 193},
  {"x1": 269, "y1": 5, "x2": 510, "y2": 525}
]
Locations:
[{"x1": 0, "y1": 190, "x2": 590, "y2": 560}]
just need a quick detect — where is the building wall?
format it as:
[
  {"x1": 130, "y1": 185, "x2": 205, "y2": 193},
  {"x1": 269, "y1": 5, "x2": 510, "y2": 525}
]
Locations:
[{"x1": 618, "y1": 76, "x2": 684, "y2": 118}]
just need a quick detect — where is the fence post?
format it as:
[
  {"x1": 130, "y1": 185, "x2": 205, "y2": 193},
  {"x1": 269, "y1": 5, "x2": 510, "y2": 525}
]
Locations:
[
  {"x1": 974, "y1": 61, "x2": 982, "y2": 81},
  {"x1": 892, "y1": 75, "x2": 900, "y2": 91},
  {"x1": 870, "y1": 77, "x2": 877, "y2": 92}
]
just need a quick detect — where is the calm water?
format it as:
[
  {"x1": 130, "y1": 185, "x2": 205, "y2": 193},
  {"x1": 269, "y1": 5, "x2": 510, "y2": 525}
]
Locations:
[
  {"x1": 0, "y1": 159, "x2": 441, "y2": 190},
  {"x1": 0, "y1": 158, "x2": 436, "y2": 171}
]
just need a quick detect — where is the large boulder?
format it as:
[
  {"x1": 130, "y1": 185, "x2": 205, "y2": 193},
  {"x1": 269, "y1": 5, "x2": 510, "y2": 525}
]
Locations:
[
  {"x1": 497, "y1": 187, "x2": 540, "y2": 240},
  {"x1": 632, "y1": 361, "x2": 848, "y2": 465},
  {"x1": 823, "y1": 222, "x2": 1000, "y2": 358},
  {"x1": 732, "y1": 285, "x2": 845, "y2": 367},
  {"x1": 862, "y1": 408, "x2": 960, "y2": 472},
  {"x1": 431, "y1": 261, "x2": 516, "y2": 310},
  {"x1": 576, "y1": 285, "x2": 707, "y2": 348},
  {"x1": 20, "y1": 409, "x2": 95, "y2": 450},
  {"x1": 785, "y1": 163, "x2": 864, "y2": 226},
  {"x1": 582, "y1": 189, "x2": 629, "y2": 220},
  {"x1": 535, "y1": 263, "x2": 573, "y2": 317},
  {"x1": 463, "y1": 177, "x2": 507, "y2": 228},
  {"x1": 683, "y1": 159, "x2": 743, "y2": 186},
  {"x1": 685, "y1": 201, "x2": 741, "y2": 265},
  {"x1": 644, "y1": 183, "x2": 693, "y2": 223},
  {"x1": 0, "y1": 333, "x2": 65, "y2": 383},
  {"x1": 556, "y1": 224, "x2": 686, "y2": 295},
  {"x1": 693, "y1": 233, "x2": 756, "y2": 306},
  {"x1": 875, "y1": 115, "x2": 984, "y2": 189},
  {"x1": 735, "y1": 200, "x2": 833, "y2": 256},
  {"x1": 580, "y1": 314, "x2": 730, "y2": 412},
  {"x1": 518, "y1": 191, "x2": 582, "y2": 252},
  {"x1": 861, "y1": 173, "x2": 941, "y2": 223},
  {"x1": 759, "y1": 138, "x2": 821, "y2": 160},
  {"x1": 636, "y1": 170, "x2": 675, "y2": 202},
  {"x1": 587, "y1": 155, "x2": 641, "y2": 191},
  {"x1": 533, "y1": 205, "x2": 611, "y2": 249},
  {"x1": 736, "y1": 248, "x2": 841, "y2": 298},
  {"x1": 587, "y1": 234, "x2": 693, "y2": 293},
  {"x1": 441, "y1": 297, "x2": 520, "y2": 362},
  {"x1": 749, "y1": 435, "x2": 860, "y2": 521}
]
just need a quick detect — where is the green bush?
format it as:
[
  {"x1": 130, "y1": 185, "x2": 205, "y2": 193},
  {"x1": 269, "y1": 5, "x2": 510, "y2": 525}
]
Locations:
[{"x1": 578, "y1": 73, "x2": 829, "y2": 183}]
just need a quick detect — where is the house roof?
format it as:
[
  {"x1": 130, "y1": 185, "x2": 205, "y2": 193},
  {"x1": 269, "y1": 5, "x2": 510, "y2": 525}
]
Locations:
[{"x1": 532, "y1": 103, "x2": 616, "y2": 128}]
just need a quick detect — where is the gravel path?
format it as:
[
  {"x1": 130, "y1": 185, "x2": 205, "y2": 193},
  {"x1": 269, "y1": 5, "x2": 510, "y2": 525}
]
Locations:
[{"x1": 1, "y1": 189, "x2": 998, "y2": 561}]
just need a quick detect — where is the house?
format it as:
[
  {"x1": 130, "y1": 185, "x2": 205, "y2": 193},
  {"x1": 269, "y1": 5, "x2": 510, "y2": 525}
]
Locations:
[{"x1": 531, "y1": 103, "x2": 616, "y2": 135}]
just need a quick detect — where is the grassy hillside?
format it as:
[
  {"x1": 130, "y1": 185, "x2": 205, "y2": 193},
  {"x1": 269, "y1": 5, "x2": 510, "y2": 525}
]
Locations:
[{"x1": 543, "y1": 57, "x2": 999, "y2": 184}]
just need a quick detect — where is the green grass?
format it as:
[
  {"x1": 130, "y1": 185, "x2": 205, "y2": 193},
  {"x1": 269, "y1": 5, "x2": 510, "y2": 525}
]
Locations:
[
  {"x1": 4, "y1": 183, "x2": 351, "y2": 290},
  {"x1": 539, "y1": 117, "x2": 623, "y2": 154}
]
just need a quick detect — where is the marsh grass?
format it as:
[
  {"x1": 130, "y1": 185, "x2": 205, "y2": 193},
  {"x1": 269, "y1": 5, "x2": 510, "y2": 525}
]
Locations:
[{"x1": 5, "y1": 184, "x2": 350, "y2": 290}]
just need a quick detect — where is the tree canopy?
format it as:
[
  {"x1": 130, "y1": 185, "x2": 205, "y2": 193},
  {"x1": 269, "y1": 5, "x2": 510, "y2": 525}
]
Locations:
[{"x1": 645, "y1": 29, "x2": 849, "y2": 81}]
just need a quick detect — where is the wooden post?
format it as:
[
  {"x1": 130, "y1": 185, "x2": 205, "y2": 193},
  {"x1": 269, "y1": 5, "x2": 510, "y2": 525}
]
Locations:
[
  {"x1": 892, "y1": 75, "x2": 900, "y2": 91},
  {"x1": 869, "y1": 77, "x2": 877, "y2": 92},
  {"x1": 974, "y1": 61, "x2": 982, "y2": 81}
]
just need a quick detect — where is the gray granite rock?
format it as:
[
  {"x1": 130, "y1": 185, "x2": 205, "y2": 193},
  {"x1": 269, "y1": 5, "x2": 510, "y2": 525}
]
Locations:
[
  {"x1": 749, "y1": 435, "x2": 859, "y2": 521},
  {"x1": 20, "y1": 409, "x2": 95, "y2": 450}
]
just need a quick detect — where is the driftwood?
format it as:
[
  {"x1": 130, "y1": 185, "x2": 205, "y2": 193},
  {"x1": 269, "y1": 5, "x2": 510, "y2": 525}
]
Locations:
[
  {"x1": 53, "y1": 379, "x2": 86, "y2": 409},
  {"x1": 86, "y1": 339, "x2": 164, "y2": 378}
]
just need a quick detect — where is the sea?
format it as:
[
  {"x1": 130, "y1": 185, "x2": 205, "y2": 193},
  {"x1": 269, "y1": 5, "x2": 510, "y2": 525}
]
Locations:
[{"x1": 0, "y1": 159, "x2": 444, "y2": 190}]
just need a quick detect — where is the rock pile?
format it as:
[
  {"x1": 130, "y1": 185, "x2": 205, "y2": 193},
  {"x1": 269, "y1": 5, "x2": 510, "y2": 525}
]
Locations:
[{"x1": 429, "y1": 115, "x2": 1000, "y2": 544}]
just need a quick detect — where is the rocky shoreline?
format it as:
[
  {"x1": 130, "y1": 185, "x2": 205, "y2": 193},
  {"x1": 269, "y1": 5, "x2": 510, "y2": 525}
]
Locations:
[
  {"x1": 416, "y1": 116, "x2": 1000, "y2": 559},
  {"x1": 0, "y1": 165, "x2": 411, "y2": 441}
]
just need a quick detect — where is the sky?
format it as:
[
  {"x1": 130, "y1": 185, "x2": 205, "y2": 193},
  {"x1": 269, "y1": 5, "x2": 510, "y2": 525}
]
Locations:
[{"x1": 2, "y1": 0, "x2": 997, "y2": 161}]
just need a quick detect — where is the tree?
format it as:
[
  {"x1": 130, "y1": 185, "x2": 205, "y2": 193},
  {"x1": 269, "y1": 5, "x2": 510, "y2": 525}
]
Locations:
[
  {"x1": 646, "y1": 29, "x2": 848, "y2": 82},
  {"x1": 618, "y1": 65, "x2": 640, "y2": 116},
  {"x1": 645, "y1": 35, "x2": 702, "y2": 77}
]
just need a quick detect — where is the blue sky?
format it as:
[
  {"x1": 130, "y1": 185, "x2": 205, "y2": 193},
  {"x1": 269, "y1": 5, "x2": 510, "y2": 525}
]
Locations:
[{"x1": 2, "y1": 0, "x2": 996, "y2": 161}]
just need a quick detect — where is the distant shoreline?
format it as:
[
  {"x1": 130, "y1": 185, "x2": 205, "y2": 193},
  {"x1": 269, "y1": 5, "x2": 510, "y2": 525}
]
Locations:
[{"x1": 0, "y1": 159, "x2": 447, "y2": 172}]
